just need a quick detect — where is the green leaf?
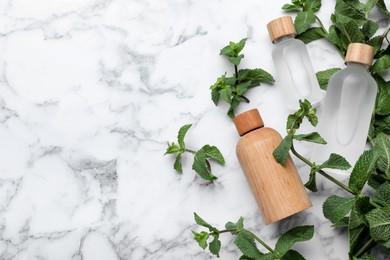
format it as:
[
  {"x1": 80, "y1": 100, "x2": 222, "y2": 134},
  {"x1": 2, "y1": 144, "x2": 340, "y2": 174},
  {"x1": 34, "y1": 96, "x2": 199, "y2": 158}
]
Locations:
[
  {"x1": 319, "y1": 153, "x2": 351, "y2": 170},
  {"x1": 225, "y1": 217, "x2": 244, "y2": 233},
  {"x1": 275, "y1": 225, "x2": 314, "y2": 255},
  {"x1": 219, "y1": 87, "x2": 232, "y2": 104},
  {"x1": 236, "y1": 81, "x2": 252, "y2": 96},
  {"x1": 228, "y1": 54, "x2": 245, "y2": 66},
  {"x1": 365, "y1": 0, "x2": 378, "y2": 14},
  {"x1": 211, "y1": 88, "x2": 220, "y2": 105},
  {"x1": 334, "y1": 0, "x2": 366, "y2": 24},
  {"x1": 334, "y1": 20, "x2": 365, "y2": 45},
  {"x1": 178, "y1": 124, "x2": 192, "y2": 149},
  {"x1": 273, "y1": 134, "x2": 293, "y2": 165},
  {"x1": 362, "y1": 20, "x2": 379, "y2": 38},
  {"x1": 174, "y1": 152, "x2": 183, "y2": 173},
  {"x1": 326, "y1": 25, "x2": 344, "y2": 52},
  {"x1": 281, "y1": 250, "x2": 306, "y2": 260},
  {"x1": 348, "y1": 150, "x2": 378, "y2": 193},
  {"x1": 296, "y1": 27, "x2": 325, "y2": 44},
  {"x1": 294, "y1": 11, "x2": 316, "y2": 34},
  {"x1": 374, "y1": 133, "x2": 390, "y2": 178},
  {"x1": 286, "y1": 113, "x2": 303, "y2": 132},
  {"x1": 234, "y1": 230, "x2": 264, "y2": 258},
  {"x1": 372, "y1": 182, "x2": 390, "y2": 208},
  {"x1": 282, "y1": 3, "x2": 302, "y2": 11},
  {"x1": 371, "y1": 55, "x2": 390, "y2": 74},
  {"x1": 220, "y1": 38, "x2": 247, "y2": 58},
  {"x1": 374, "y1": 115, "x2": 390, "y2": 135},
  {"x1": 209, "y1": 234, "x2": 221, "y2": 257},
  {"x1": 374, "y1": 76, "x2": 390, "y2": 116},
  {"x1": 305, "y1": 168, "x2": 318, "y2": 192},
  {"x1": 323, "y1": 195, "x2": 357, "y2": 224},
  {"x1": 165, "y1": 142, "x2": 180, "y2": 155},
  {"x1": 333, "y1": 217, "x2": 349, "y2": 227},
  {"x1": 294, "y1": 132, "x2": 327, "y2": 144},
  {"x1": 238, "y1": 68, "x2": 275, "y2": 83},
  {"x1": 202, "y1": 145, "x2": 225, "y2": 165},
  {"x1": 303, "y1": 0, "x2": 321, "y2": 12},
  {"x1": 192, "y1": 231, "x2": 209, "y2": 250},
  {"x1": 377, "y1": 0, "x2": 390, "y2": 17},
  {"x1": 227, "y1": 95, "x2": 241, "y2": 119},
  {"x1": 192, "y1": 149, "x2": 218, "y2": 181},
  {"x1": 316, "y1": 68, "x2": 341, "y2": 90},
  {"x1": 366, "y1": 207, "x2": 390, "y2": 245},
  {"x1": 194, "y1": 213, "x2": 219, "y2": 233},
  {"x1": 352, "y1": 254, "x2": 376, "y2": 260},
  {"x1": 368, "y1": 173, "x2": 388, "y2": 190}
]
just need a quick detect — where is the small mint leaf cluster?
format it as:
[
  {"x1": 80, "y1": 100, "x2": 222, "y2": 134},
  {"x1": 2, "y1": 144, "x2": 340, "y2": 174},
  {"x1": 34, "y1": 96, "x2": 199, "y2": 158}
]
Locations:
[
  {"x1": 165, "y1": 124, "x2": 224, "y2": 181},
  {"x1": 192, "y1": 213, "x2": 314, "y2": 259},
  {"x1": 210, "y1": 38, "x2": 275, "y2": 118}
]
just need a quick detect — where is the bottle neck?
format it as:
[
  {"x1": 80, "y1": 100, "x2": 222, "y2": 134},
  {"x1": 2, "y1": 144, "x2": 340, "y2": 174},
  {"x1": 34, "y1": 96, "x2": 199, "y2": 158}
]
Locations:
[
  {"x1": 241, "y1": 125, "x2": 264, "y2": 136},
  {"x1": 346, "y1": 62, "x2": 369, "y2": 71},
  {"x1": 274, "y1": 34, "x2": 295, "y2": 44}
]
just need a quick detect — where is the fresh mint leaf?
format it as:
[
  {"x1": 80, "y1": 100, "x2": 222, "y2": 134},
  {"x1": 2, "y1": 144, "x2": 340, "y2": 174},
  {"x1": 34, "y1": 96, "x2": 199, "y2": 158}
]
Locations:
[
  {"x1": 377, "y1": 0, "x2": 390, "y2": 17},
  {"x1": 194, "y1": 213, "x2": 219, "y2": 233},
  {"x1": 326, "y1": 25, "x2": 344, "y2": 52},
  {"x1": 227, "y1": 95, "x2": 241, "y2": 119},
  {"x1": 238, "y1": 68, "x2": 275, "y2": 84},
  {"x1": 366, "y1": 207, "x2": 390, "y2": 246},
  {"x1": 273, "y1": 134, "x2": 293, "y2": 165},
  {"x1": 362, "y1": 20, "x2": 379, "y2": 38},
  {"x1": 374, "y1": 77, "x2": 390, "y2": 116},
  {"x1": 225, "y1": 217, "x2": 244, "y2": 233},
  {"x1": 165, "y1": 142, "x2": 180, "y2": 155},
  {"x1": 192, "y1": 231, "x2": 210, "y2": 249},
  {"x1": 304, "y1": 0, "x2": 321, "y2": 12},
  {"x1": 294, "y1": 11, "x2": 316, "y2": 34},
  {"x1": 234, "y1": 230, "x2": 264, "y2": 258},
  {"x1": 294, "y1": 132, "x2": 327, "y2": 144},
  {"x1": 275, "y1": 225, "x2": 314, "y2": 256},
  {"x1": 174, "y1": 153, "x2": 183, "y2": 173},
  {"x1": 374, "y1": 115, "x2": 390, "y2": 135},
  {"x1": 211, "y1": 88, "x2": 220, "y2": 106},
  {"x1": 319, "y1": 153, "x2": 351, "y2": 170},
  {"x1": 365, "y1": 0, "x2": 378, "y2": 15},
  {"x1": 202, "y1": 145, "x2": 225, "y2": 165},
  {"x1": 219, "y1": 87, "x2": 233, "y2": 104},
  {"x1": 220, "y1": 39, "x2": 247, "y2": 61},
  {"x1": 305, "y1": 168, "x2": 318, "y2": 192},
  {"x1": 297, "y1": 27, "x2": 325, "y2": 44},
  {"x1": 372, "y1": 182, "x2": 390, "y2": 208},
  {"x1": 282, "y1": 3, "x2": 302, "y2": 11},
  {"x1": 334, "y1": 0, "x2": 366, "y2": 24},
  {"x1": 193, "y1": 149, "x2": 218, "y2": 181},
  {"x1": 352, "y1": 254, "x2": 376, "y2": 260},
  {"x1": 178, "y1": 124, "x2": 192, "y2": 149},
  {"x1": 368, "y1": 173, "x2": 388, "y2": 190},
  {"x1": 228, "y1": 54, "x2": 245, "y2": 66},
  {"x1": 209, "y1": 234, "x2": 221, "y2": 257},
  {"x1": 334, "y1": 20, "x2": 365, "y2": 46},
  {"x1": 374, "y1": 133, "x2": 390, "y2": 178},
  {"x1": 371, "y1": 55, "x2": 390, "y2": 74},
  {"x1": 323, "y1": 195, "x2": 357, "y2": 224},
  {"x1": 349, "y1": 150, "x2": 378, "y2": 193},
  {"x1": 282, "y1": 249, "x2": 306, "y2": 260},
  {"x1": 316, "y1": 68, "x2": 341, "y2": 90}
]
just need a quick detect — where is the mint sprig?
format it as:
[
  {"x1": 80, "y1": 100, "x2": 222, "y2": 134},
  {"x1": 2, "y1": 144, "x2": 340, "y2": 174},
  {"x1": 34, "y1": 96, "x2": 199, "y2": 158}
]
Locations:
[
  {"x1": 192, "y1": 213, "x2": 314, "y2": 259},
  {"x1": 210, "y1": 38, "x2": 275, "y2": 118},
  {"x1": 165, "y1": 124, "x2": 224, "y2": 181}
]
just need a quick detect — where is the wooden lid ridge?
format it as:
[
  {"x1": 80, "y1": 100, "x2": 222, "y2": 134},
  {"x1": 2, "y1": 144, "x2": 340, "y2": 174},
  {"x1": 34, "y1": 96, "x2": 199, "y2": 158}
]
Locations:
[
  {"x1": 234, "y1": 109, "x2": 264, "y2": 136},
  {"x1": 345, "y1": 43, "x2": 375, "y2": 67},
  {"x1": 267, "y1": 16, "x2": 297, "y2": 43}
]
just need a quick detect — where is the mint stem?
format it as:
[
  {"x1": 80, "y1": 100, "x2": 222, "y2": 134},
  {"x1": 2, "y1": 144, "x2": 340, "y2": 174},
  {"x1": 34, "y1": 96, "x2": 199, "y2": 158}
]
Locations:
[
  {"x1": 234, "y1": 65, "x2": 239, "y2": 84},
  {"x1": 290, "y1": 145, "x2": 356, "y2": 195},
  {"x1": 369, "y1": 199, "x2": 382, "y2": 209},
  {"x1": 185, "y1": 148, "x2": 196, "y2": 154},
  {"x1": 355, "y1": 238, "x2": 376, "y2": 258},
  {"x1": 380, "y1": 24, "x2": 390, "y2": 44},
  {"x1": 239, "y1": 95, "x2": 250, "y2": 103}
]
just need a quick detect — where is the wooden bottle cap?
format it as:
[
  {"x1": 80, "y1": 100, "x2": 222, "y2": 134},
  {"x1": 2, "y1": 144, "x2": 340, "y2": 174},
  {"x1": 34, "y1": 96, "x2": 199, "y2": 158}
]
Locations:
[
  {"x1": 234, "y1": 109, "x2": 264, "y2": 136},
  {"x1": 345, "y1": 43, "x2": 375, "y2": 67},
  {"x1": 267, "y1": 16, "x2": 297, "y2": 43}
]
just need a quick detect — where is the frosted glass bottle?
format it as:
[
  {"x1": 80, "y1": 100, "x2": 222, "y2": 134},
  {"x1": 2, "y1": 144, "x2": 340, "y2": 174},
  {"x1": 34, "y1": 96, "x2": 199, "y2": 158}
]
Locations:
[
  {"x1": 267, "y1": 16, "x2": 323, "y2": 110},
  {"x1": 311, "y1": 43, "x2": 377, "y2": 171}
]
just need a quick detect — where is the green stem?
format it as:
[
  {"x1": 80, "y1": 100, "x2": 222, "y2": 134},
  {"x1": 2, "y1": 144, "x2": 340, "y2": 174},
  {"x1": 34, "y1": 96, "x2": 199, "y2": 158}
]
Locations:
[
  {"x1": 355, "y1": 238, "x2": 376, "y2": 258},
  {"x1": 369, "y1": 199, "x2": 382, "y2": 209},
  {"x1": 234, "y1": 65, "x2": 239, "y2": 85},
  {"x1": 185, "y1": 148, "x2": 196, "y2": 154},
  {"x1": 218, "y1": 229, "x2": 239, "y2": 234},
  {"x1": 380, "y1": 24, "x2": 390, "y2": 44},
  {"x1": 239, "y1": 95, "x2": 250, "y2": 103},
  {"x1": 291, "y1": 145, "x2": 357, "y2": 195}
]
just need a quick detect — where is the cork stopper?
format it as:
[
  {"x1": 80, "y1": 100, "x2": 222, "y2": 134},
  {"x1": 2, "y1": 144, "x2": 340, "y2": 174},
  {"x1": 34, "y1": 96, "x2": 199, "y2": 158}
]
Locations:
[
  {"x1": 345, "y1": 43, "x2": 375, "y2": 67},
  {"x1": 267, "y1": 16, "x2": 297, "y2": 43},
  {"x1": 234, "y1": 109, "x2": 264, "y2": 136}
]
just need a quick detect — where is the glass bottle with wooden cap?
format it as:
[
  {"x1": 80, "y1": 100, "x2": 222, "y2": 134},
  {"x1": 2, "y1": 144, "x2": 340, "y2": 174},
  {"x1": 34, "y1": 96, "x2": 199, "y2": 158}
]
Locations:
[
  {"x1": 234, "y1": 109, "x2": 312, "y2": 224},
  {"x1": 311, "y1": 43, "x2": 377, "y2": 172},
  {"x1": 267, "y1": 16, "x2": 322, "y2": 110}
]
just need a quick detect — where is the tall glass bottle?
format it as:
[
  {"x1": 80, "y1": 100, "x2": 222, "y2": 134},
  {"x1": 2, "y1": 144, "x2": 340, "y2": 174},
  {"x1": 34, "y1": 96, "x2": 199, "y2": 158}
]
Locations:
[
  {"x1": 267, "y1": 16, "x2": 323, "y2": 110},
  {"x1": 311, "y1": 43, "x2": 377, "y2": 171},
  {"x1": 234, "y1": 109, "x2": 312, "y2": 224}
]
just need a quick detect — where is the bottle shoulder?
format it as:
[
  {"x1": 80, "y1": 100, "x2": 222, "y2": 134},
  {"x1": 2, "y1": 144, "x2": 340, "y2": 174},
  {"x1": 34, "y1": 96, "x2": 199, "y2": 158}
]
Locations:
[{"x1": 329, "y1": 67, "x2": 377, "y2": 90}]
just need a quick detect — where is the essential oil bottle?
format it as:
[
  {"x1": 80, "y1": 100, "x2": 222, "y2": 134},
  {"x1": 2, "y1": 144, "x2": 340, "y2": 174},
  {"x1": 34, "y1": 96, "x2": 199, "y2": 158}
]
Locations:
[
  {"x1": 311, "y1": 43, "x2": 377, "y2": 171},
  {"x1": 234, "y1": 109, "x2": 312, "y2": 224},
  {"x1": 267, "y1": 16, "x2": 323, "y2": 110}
]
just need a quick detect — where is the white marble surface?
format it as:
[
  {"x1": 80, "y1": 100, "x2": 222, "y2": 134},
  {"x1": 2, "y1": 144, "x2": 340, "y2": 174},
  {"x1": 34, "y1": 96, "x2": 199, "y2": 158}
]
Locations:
[{"x1": 0, "y1": 0, "x2": 388, "y2": 259}]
